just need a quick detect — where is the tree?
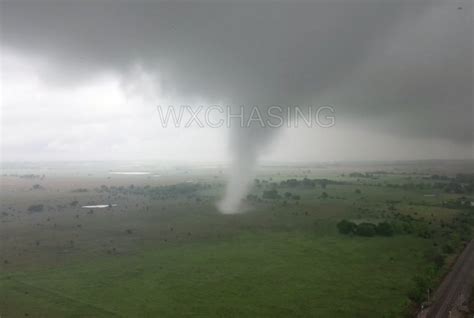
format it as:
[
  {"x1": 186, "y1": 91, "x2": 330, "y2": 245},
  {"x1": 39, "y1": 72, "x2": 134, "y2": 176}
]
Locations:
[
  {"x1": 263, "y1": 189, "x2": 281, "y2": 199},
  {"x1": 320, "y1": 180, "x2": 327, "y2": 189},
  {"x1": 337, "y1": 219, "x2": 357, "y2": 234},
  {"x1": 320, "y1": 192, "x2": 328, "y2": 199},
  {"x1": 356, "y1": 222, "x2": 377, "y2": 237},
  {"x1": 424, "y1": 248, "x2": 445, "y2": 270},
  {"x1": 27, "y1": 204, "x2": 44, "y2": 213},
  {"x1": 433, "y1": 254, "x2": 445, "y2": 269},
  {"x1": 246, "y1": 194, "x2": 259, "y2": 201},
  {"x1": 32, "y1": 184, "x2": 44, "y2": 190},
  {"x1": 408, "y1": 275, "x2": 431, "y2": 302},
  {"x1": 442, "y1": 244, "x2": 454, "y2": 254},
  {"x1": 376, "y1": 222, "x2": 394, "y2": 236}
]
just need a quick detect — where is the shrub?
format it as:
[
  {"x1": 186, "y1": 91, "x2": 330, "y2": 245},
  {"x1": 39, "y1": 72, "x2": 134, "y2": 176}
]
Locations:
[
  {"x1": 442, "y1": 244, "x2": 454, "y2": 254},
  {"x1": 424, "y1": 248, "x2": 445, "y2": 270},
  {"x1": 356, "y1": 222, "x2": 377, "y2": 237},
  {"x1": 262, "y1": 189, "x2": 281, "y2": 200},
  {"x1": 27, "y1": 204, "x2": 44, "y2": 213},
  {"x1": 376, "y1": 222, "x2": 394, "y2": 236},
  {"x1": 337, "y1": 219, "x2": 357, "y2": 234},
  {"x1": 408, "y1": 275, "x2": 431, "y2": 302}
]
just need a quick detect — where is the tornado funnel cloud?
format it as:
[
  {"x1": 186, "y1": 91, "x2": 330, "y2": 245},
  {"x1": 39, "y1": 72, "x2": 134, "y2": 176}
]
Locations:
[
  {"x1": 218, "y1": 119, "x2": 277, "y2": 214},
  {"x1": 218, "y1": 154, "x2": 256, "y2": 214}
]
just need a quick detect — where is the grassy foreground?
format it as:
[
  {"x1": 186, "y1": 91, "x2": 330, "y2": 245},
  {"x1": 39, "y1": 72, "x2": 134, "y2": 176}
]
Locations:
[{"x1": 1, "y1": 231, "x2": 431, "y2": 318}]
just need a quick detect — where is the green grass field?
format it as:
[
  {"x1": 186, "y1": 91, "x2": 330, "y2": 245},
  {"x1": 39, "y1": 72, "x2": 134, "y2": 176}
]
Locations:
[{"x1": 2, "y1": 232, "x2": 432, "y2": 318}]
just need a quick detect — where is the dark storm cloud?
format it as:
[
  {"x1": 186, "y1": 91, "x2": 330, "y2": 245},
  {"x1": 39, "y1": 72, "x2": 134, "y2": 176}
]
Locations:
[
  {"x1": 2, "y1": 1, "x2": 471, "y2": 141},
  {"x1": 2, "y1": 1, "x2": 471, "y2": 142}
]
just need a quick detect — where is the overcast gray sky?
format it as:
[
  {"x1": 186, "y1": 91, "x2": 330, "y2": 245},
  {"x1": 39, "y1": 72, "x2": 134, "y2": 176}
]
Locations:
[{"x1": 1, "y1": 0, "x2": 472, "y2": 162}]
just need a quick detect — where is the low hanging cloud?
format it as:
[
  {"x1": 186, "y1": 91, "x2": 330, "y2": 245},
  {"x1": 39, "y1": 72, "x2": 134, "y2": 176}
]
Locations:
[{"x1": 1, "y1": 0, "x2": 472, "y2": 212}]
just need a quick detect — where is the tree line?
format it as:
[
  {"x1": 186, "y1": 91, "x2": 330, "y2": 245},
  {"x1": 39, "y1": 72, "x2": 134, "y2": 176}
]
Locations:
[{"x1": 337, "y1": 220, "x2": 394, "y2": 237}]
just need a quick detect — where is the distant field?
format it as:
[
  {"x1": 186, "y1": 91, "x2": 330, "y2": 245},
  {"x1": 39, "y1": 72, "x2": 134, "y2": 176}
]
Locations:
[{"x1": 1, "y1": 161, "x2": 473, "y2": 317}]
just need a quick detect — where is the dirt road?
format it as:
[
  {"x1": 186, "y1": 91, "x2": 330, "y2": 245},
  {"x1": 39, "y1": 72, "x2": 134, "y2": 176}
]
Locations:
[{"x1": 426, "y1": 239, "x2": 474, "y2": 317}]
